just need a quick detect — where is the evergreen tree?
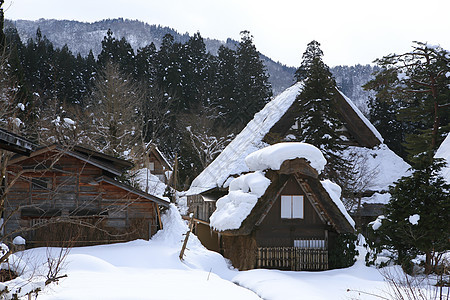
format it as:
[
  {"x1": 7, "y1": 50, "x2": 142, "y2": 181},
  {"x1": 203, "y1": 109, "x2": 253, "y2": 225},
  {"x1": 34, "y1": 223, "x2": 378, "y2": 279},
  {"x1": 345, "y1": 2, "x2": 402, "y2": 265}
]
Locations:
[
  {"x1": 367, "y1": 42, "x2": 450, "y2": 166},
  {"x1": 22, "y1": 28, "x2": 56, "y2": 102},
  {"x1": 363, "y1": 69, "x2": 410, "y2": 159},
  {"x1": 135, "y1": 42, "x2": 157, "y2": 87},
  {"x1": 366, "y1": 158, "x2": 450, "y2": 274},
  {"x1": 156, "y1": 33, "x2": 184, "y2": 109},
  {"x1": 53, "y1": 44, "x2": 83, "y2": 104},
  {"x1": 290, "y1": 40, "x2": 351, "y2": 186},
  {"x1": 233, "y1": 30, "x2": 272, "y2": 131},
  {"x1": 214, "y1": 45, "x2": 238, "y2": 128},
  {"x1": 97, "y1": 29, "x2": 135, "y2": 75},
  {"x1": 0, "y1": 0, "x2": 5, "y2": 50},
  {"x1": 182, "y1": 32, "x2": 209, "y2": 110}
]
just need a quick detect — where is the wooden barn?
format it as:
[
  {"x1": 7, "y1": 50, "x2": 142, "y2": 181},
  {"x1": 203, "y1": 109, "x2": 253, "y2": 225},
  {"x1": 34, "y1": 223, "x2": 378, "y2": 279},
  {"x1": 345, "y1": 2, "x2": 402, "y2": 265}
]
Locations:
[
  {"x1": 4, "y1": 144, "x2": 169, "y2": 247},
  {"x1": 186, "y1": 83, "x2": 410, "y2": 270}
]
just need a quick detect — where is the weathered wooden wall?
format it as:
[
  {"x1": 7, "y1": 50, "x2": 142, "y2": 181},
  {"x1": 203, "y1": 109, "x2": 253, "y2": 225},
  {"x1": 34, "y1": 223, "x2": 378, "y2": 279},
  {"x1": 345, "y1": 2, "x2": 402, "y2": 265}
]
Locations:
[
  {"x1": 188, "y1": 194, "x2": 216, "y2": 221},
  {"x1": 255, "y1": 176, "x2": 328, "y2": 247},
  {"x1": 194, "y1": 222, "x2": 220, "y2": 252},
  {"x1": 5, "y1": 151, "x2": 159, "y2": 247}
]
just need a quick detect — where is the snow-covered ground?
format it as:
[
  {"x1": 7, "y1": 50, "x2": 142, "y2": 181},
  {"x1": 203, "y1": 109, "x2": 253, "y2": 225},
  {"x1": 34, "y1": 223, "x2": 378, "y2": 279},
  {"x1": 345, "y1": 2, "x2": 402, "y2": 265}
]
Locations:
[{"x1": 11, "y1": 205, "x2": 445, "y2": 300}]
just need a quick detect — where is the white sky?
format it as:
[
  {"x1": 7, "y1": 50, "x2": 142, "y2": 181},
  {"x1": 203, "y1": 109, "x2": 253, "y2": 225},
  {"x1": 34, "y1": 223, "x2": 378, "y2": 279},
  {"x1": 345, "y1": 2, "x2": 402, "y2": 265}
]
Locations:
[{"x1": 3, "y1": 0, "x2": 450, "y2": 67}]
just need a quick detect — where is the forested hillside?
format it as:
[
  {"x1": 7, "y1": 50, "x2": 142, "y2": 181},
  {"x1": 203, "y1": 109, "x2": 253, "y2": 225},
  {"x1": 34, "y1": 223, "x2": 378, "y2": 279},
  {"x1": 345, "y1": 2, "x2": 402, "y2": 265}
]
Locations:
[
  {"x1": 7, "y1": 18, "x2": 376, "y2": 103},
  {"x1": 3, "y1": 17, "x2": 426, "y2": 187},
  {"x1": 1, "y1": 24, "x2": 275, "y2": 186}
]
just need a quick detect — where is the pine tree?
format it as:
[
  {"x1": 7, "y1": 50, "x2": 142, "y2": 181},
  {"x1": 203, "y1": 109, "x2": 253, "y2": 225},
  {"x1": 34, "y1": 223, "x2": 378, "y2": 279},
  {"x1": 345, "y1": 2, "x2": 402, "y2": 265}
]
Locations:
[
  {"x1": 368, "y1": 42, "x2": 450, "y2": 166},
  {"x1": 367, "y1": 158, "x2": 450, "y2": 274},
  {"x1": 22, "y1": 28, "x2": 56, "y2": 102},
  {"x1": 135, "y1": 42, "x2": 157, "y2": 87},
  {"x1": 363, "y1": 69, "x2": 410, "y2": 159},
  {"x1": 290, "y1": 40, "x2": 351, "y2": 186},
  {"x1": 156, "y1": 34, "x2": 184, "y2": 109},
  {"x1": 182, "y1": 32, "x2": 209, "y2": 110},
  {"x1": 97, "y1": 29, "x2": 135, "y2": 75},
  {"x1": 233, "y1": 30, "x2": 272, "y2": 131},
  {"x1": 214, "y1": 45, "x2": 238, "y2": 128},
  {"x1": 0, "y1": 0, "x2": 5, "y2": 50}
]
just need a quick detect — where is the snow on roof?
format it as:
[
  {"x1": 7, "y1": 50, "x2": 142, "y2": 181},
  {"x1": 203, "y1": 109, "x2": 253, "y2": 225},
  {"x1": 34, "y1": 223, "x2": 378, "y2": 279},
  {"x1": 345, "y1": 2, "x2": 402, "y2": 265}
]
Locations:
[
  {"x1": 360, "y1": 192, "x2": 391, "y2": 205},
  {"x1": 187, "y1": 82, "x2": 303, "y2": 195},
  {"x1": 188, "y1": 82, "x2": 405, "y2": 197},
  {"x1": 245, "y1": 142, "x2": 326, "y2": 173},
  {"x1": 435, "y1": 133, "x2": 450, "y2": 183},
  {"x1": 320, "y1": 180, "x2": 355, "y2": 229},
  {"x1": 210, "y1": 171, "x2": 271, "y2": 231},
  {"x1": 337, "y1": 90, "x2": 384, "y2": 144},
  {"x1": 343, "y1": 144, "x2": 411, "y2": 192}
]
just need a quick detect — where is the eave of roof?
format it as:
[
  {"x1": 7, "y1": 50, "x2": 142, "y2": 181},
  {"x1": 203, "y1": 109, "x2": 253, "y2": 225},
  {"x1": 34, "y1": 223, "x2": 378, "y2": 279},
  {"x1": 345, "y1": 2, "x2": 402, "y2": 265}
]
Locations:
[
  {"x1": 94, "y1": 176, "x2": 170, "y2": 207},
  {"x1": 8, "y1": 144, "x2": 125, "y2": 176},
  {"x1": 0, "y1": 127, "x2": 38, "y2": 155},
  {"x1": 73, "y1": 145, "x2": 134, "y2": 170}
]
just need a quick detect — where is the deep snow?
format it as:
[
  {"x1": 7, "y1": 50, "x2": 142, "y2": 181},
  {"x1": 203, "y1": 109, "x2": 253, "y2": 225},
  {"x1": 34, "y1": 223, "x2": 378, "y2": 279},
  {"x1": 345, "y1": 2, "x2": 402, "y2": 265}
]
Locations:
[{"x1": 10, "y1": 205, "x2": 445, "y2": 300}]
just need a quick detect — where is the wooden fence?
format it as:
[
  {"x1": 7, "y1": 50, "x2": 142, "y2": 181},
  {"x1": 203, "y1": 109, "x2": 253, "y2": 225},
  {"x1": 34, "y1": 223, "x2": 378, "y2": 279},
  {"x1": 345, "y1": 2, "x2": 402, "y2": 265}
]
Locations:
[{"x1": 257, "y1": 247, "x2": 328, "y2": 271}]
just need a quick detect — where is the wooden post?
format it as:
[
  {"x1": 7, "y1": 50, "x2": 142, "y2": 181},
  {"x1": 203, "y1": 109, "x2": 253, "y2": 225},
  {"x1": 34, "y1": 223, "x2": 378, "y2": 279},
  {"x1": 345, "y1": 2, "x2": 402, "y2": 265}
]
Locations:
[
  {"x1": 156, "y1": 205, "x2": 163, "y2": 230},
  {"x1": 179, "y1": 214, "x2": 194, "y2": 261},
  {"x1": 171, "y1": 154, "x2": 178, "y2": 203}
]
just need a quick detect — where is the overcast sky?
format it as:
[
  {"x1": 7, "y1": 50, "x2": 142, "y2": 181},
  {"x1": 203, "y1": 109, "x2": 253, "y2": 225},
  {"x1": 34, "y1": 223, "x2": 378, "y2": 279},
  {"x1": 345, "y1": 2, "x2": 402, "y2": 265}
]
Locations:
[{"x1": 3, "y1": 0, "x2": 450, "y2": 67}]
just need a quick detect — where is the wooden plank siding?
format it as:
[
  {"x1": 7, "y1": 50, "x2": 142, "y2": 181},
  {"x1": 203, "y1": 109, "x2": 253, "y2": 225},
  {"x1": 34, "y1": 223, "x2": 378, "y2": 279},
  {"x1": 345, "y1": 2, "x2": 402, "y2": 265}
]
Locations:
[
  {"x1": 255, "y1": 177, "x2": 328, "y2": 248},
  {"x1": 5, "y1": 149, "x2": 166, "y2": 247}
]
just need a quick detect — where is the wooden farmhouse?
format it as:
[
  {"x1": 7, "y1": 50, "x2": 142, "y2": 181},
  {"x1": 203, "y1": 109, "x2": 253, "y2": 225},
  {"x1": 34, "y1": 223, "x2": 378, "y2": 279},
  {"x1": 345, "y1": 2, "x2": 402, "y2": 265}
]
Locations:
[
  {"x1": 4, "y1": 144, "x2": 170, "y2": 247},
  {"x1": 212, "y1": 144, "x2": 355, "y2": 271},
  {"x1": 186, "y1": 83, "x2": 410, "y2": 270}
]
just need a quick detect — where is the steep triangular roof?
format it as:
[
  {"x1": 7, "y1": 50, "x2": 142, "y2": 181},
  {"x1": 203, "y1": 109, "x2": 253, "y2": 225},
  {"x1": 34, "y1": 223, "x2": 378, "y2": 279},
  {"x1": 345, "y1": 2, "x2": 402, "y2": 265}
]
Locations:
[
  {"x1": 148, "y1": 144, "x2": 172, "y2": 171},
  {"x1": 188, "y1": 83, "x2": 303, "y2": 195},
  {"x1": 9, "y1": 144, "x2": 133, "y2": 176},
  {"x1": 208, "y1": 156, "x2": 355, "y2": 236},
  {"x1": 188, "y1": 83, "x2": 407, "y2": 195}
]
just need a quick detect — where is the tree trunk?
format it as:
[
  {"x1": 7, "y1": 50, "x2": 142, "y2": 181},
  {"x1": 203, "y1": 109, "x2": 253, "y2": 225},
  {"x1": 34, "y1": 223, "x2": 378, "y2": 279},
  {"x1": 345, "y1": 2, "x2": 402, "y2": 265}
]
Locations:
[{"x1": 425, "y1": 251, "x2": 433, "y2": 274}]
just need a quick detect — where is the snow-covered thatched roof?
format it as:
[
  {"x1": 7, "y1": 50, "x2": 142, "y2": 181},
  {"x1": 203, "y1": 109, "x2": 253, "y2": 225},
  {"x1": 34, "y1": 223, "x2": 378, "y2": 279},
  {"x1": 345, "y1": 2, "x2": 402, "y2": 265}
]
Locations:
[
  {"x1": 209, "y1": 142, "x2": 355, "y2": 234},
  {"x1": 187, "y1": 83, "x2": 410, "y2": 196},
  {"x1": 188, "y1": 83, "x2": 303, "y2": 195},
  {"x1": 435, "y1": 132, "x2": 450, "y2": 184}
]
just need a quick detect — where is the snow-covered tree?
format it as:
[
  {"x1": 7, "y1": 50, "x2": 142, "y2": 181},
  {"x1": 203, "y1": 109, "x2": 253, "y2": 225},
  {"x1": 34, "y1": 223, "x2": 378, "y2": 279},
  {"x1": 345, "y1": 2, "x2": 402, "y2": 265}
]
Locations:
[
  {"x1": 233, "y1": 31, "x2": 272, "y2": 131},
  {"x1": 366, "y1": 158, "x2": 450, "y2": 274},
  {"x1": 368, "y1": 42, "x2": 450, "y2": 165},
  {"x1": 290, "y1": 40, "x2": 352, "y2": 187},
  {"x1": 87, "y1": 62, "x2": 142, "y2": 158}
]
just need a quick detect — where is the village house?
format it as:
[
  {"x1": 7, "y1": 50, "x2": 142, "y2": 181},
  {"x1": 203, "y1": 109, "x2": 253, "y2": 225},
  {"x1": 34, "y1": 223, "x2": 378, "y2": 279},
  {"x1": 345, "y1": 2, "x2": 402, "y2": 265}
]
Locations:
[
  {"x1": 3, "y1": 143, "x2": 170, "y2": 247},
  {"x1": 146, "y1": 144, "x2": 173, "y2": 185},
  {"x1": 206, "y1": 143, "x2": 355, "y2": 270},
  {"x1": 186, "y1": 83, "x2": 410, "y2": 270}
]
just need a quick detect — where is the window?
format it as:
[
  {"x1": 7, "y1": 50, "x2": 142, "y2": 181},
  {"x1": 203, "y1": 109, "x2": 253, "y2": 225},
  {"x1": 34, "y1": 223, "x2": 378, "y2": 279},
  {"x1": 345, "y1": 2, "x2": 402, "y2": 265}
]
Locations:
[
  {"x1": 31, "y1": 177, "x2": 52, "y2": 190},
  {"x1": 281, "y1": 195, "x2": 303, "y2": 219},
  {"x1": 294, "y1": 239, "x2": 325, "y2": 249},
  {"x1": 149, "y1": 162, "x2": 155, "y2": 171}
]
